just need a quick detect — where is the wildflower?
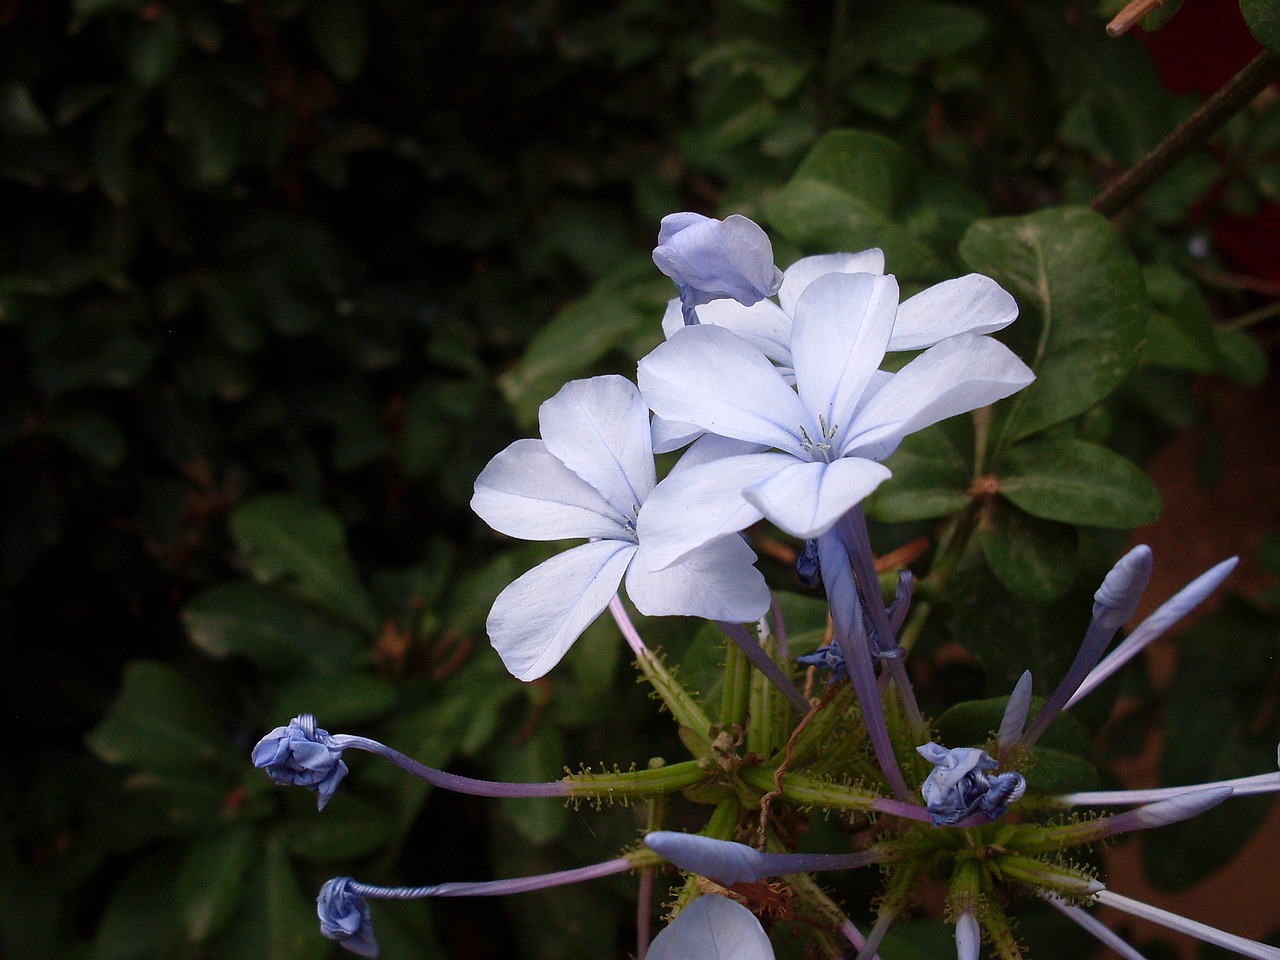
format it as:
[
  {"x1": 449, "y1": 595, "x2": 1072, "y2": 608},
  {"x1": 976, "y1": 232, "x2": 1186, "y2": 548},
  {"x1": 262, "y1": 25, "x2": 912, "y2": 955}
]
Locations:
[
  {"x1": 643, "y1": 832, "x2": 883, "y2": 885},
  {"x1": 636, "y1": 271, "x2": 1033, "y2": 570},
  {"x1": 317, "y1": 878, "x2": 378, "y2": 958},
  {"x1": 652, "y1": 213, "x2": 783, "y2": 325},
  {"x1": 471, "y1": 374, "x2": 769, "y2": 681}
]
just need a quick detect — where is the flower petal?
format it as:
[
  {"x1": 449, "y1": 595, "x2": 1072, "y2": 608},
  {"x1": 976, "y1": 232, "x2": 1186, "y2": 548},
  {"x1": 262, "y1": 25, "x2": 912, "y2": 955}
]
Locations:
[
  {"x1": 653, "y1": 213, "x2": 782, "y2": 307},
  {"x1": 790, "y1": 272, "x2": 899, "y2": 451},
  {"x1": 888, "y1": 274, "x2": 1018, "y2": 351},
  {"x1": 778, "y1": 250, "x2": 885, "y2": 316},
  {"x1": 647, "y1": 895, "x2": 775, "y2": 960},
  {"x1": 663, "y1": 296, "x2": 792, "y2": 367},
  {"x1": 472, "y1": 439, "x2": 627, "y2": 541},
  {"x1": 486, "y1": 540, "x2": 635, "y2": 681},
  {"x1": 539, "y1": 375, "x2": 656, "y2": 509},
  {"x1": 842, "y1": 333, "x2": 1034, "y2": 457},
  {"x1": 628, "y1": 534, "x2": 769, "y2": 622},
  {"x1": 742, "y1": 457, "x2": 891, "y2": 540},
  {"x1": 636, "y1": 452, "x2": 793, "y2": 569},
  {"x1": 639, "y1": 324, "x2": 812, "y2": 454}
]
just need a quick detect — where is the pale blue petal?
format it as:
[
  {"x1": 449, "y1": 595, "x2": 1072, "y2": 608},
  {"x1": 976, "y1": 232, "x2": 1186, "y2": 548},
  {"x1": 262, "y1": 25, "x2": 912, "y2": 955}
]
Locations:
[
  {"x1": 691, "y1": 298, "x2": 793, "y2": 365},
  {"x1": 647, "y1": 895, "x2": 774, "y2": 960},
  {"x1": 539, "y1": 375, "x2": 656, "y2": 509},
  {"x1": 1092, "y1": 544, "x2": 1153, "y2": 630},
  {"x1": 888, "y1": 274, "x2": 1018, "y2": 351},
  {"x1": 651, "y1": 413, "x2": 705, "y2": 455},
  {"x1": 653, "y1": 214, "x2": 782, "y2": 306},
  {"x1": 669, "y1": 434, "x2": 770, "y2": 474},
  {"x1": 645, "y1": 833, "x2": 764, "y2": 885},
  {"x1": 998, "y1": 670, "x2": 1033, "y2": 753},
  {"x1": 790, "y1": 272, "x2": 899, "y2": 452},
  {"x1": 955, "y1": 911, "x2": 981, "y2": 960},
  {"x1": 472, "y1": 439, "x2": 627, "y2": 541},
  {"x1": 842, "y1": 334, "x2": 1034, "y2": 457},
  {"x1": 487, "y1": 540, "x2": 635, "y2": 681},
  {"x1": 628, "y1": 534, "x2": 769, "y2": 621},
  {"x1": 742, "y1": 457, "x2": 891, "y2": 540},
  {"x1": 636, "y1": 453, "x2": 791, "y2": 569},
  {"x1": 658, "y1": 212, "x2": 710, "y2": 245},
  {"x1": 778, "y1": 250, "x2": 885, "y2": 316},
  {"x1": 639, "y1": 324, "x2": 812, "y2": 455}
]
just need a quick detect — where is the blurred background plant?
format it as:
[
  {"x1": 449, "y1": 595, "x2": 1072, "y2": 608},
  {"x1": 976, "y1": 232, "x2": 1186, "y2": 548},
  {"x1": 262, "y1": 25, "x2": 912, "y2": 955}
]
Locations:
[{"x1": 1, "y1": 1, "x2": 1277, "y2": 958}]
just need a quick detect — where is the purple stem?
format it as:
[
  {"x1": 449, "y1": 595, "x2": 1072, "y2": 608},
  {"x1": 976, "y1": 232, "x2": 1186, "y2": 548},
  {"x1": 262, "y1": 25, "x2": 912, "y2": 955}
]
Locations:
[
  {"x1": 717, "y1": 621, "x2": 811, "y2": 714},
  {"x1": 609, "y1": 595, "x2": 649, "y2": 657},
  {"x1": 769, "y1": 593, "x2": 792, "y2": 662},
  {"x1": 331, "y1": 736, "x2": 569, "y2": 798},
  {"x1": 348, "y1": 857, "x2": 635, "y2": 900},
  {"x1": 636, "y1": 866, "x2": 654, "y2": 960},
  {"x1": 817, "y1": 531, "x2": 912, "y2": 802},
  {"x1": 755, "y1": 848, "x2": 884, "y2": 875},
  {"x1": 1017, "y1": 618, "x2": 1121, "y2": 749}
]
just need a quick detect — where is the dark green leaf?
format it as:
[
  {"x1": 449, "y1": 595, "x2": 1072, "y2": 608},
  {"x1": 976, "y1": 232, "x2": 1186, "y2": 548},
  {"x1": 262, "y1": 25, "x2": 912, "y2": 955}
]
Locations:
[
  {"x1": 852, "y1": 1, "x2": 988, "y2": 69},
  {"x1": 1241, "y1": 0, "x2": 1280, "y2": 52},
  {"x1": 92, "y1": 849, "x2": 185, "y2": 960},
  {"x1": 183, "y1": 581, "x2": 365, "y2": 674},
  {"x1": 998, "y1": 437, "x2": 1162, "y2": 528},
  {"x1": 979, "y1": 501, "x2": 1079, "y2": 603},
  {"x1": 959, "y1": 207, "x2": 1148, "y2": 448},
  {"x1": 935, "y1": 695, "x2": 1092, "y2": 757},
  {"x1": 280, "y1": 794, "x2": 397, "y2": 861},
  {"x1": 127, "y1": 11, "x2": 184, "y2": 85},
  {"x1": 178, "y1": 825, "x2": 258, "y2": 941},
  {"x1": 1214, "y1": 326, "x2": 1268, "y2": 386},
  {"x1": 308, "y1": 0, "x2": 370, "y2": 82},
  {"x1": 46, "y1": 410, "x2": 127, "y2": 469},
  {"x1": 866, "y1": 424, "x2": 972, "y2": 522},
  {"x1": 275, "y1": 673, "x2": 397, "y2": 727},
  {"x1": 229, "y1": 494, "x2": 380, "y2": 634},
  {"x1": 86, "y1": 661, "x2": 240, "y2": 776},
  {"x1": 1022, "y1": 745, "x2": 1098, "y2": 794},
  {"x1": 219, "y1": 838, "x2": 327, "y2": 960},
  {"x1": 496, "y1": 725, "x2": 568, "y2": 846},
  {"x1": 763, "y1": 129, "x2": 947, "y2": 279}
]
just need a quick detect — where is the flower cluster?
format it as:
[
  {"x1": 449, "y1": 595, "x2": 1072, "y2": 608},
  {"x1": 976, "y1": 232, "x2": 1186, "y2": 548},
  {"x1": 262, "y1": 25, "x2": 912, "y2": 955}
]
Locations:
[{"x1": 250, "y1": 213, "x2": 1280, "y2": 960}]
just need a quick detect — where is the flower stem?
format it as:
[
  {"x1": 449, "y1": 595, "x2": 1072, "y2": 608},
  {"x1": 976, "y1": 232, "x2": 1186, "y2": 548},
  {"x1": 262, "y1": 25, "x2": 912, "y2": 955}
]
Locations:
[
  {"x1": 564, "y1": 758, "x2": 712, "y2": 801},
  {"x1": 718, "y1": 621, "x2": 811, "y2": 715},
  {"x1": 332, "y1": 735, "x2": 569, "y2": 797},
  {"x1": 1091, "y1": 49, "x2": 1280, "y2": 218}
]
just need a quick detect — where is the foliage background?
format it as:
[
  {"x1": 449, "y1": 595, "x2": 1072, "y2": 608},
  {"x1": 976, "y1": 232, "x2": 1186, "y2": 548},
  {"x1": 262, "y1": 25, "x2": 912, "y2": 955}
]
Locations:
[{"x1": 2, "y1": 0, "x2": 1277, "y2": 958}]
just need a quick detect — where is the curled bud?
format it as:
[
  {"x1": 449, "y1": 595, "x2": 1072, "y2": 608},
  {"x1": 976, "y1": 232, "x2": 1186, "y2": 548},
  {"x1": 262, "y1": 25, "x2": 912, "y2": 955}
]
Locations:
[
  {"x1": 252, "y1": 714, "x2": 349, "y2": 811},
  {"x1": 653, "y1": 213, "x2": 783, "y2": 323},
  {"x1": 317, "y1": 877, "x2": 379, "y2": 958}
]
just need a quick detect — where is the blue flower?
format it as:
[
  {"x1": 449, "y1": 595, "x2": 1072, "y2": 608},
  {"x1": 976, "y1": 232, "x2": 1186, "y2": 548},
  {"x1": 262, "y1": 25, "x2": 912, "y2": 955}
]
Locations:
[
  {"x1": 251, "y1": 714, "x2": 348, "y2": 811},
  {"x1": 652, "y1": 213, "x2": 783, "y2": 325},
  {"x1": 317, "y1": 878, "x2": 379, "y2": 958},
  {"x1": 471, "y1": 375, "x2": 769, "y2": 681},
  {"x1": 916, "y1": 742, "x2": 1026, "y2": 826},
  {"x1": 647, "y1": 894, "x2": 775, "y2": 960}
]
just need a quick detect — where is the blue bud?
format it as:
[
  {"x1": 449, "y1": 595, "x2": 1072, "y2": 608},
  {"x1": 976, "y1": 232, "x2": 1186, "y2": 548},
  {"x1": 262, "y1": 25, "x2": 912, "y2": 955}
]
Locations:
[
  {"x1": 317, "y1": 877, "x2": 379, "y2": 957},
  {"x1": 916, "y1": 742, "x2": 1026, "y2": 826},
  {"x1": 653, "y1": 213, "x2": 783, "y2": 323},
  {"x1": 251, "y1": 714, "x2": 349, "y2": 811}
]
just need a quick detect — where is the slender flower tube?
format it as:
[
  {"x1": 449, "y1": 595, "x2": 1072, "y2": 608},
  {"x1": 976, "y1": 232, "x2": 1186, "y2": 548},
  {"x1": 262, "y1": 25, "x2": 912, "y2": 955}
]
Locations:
[
  {"x1": 1067, "y1": 556, "x2": 1238, "y2": 708},
  {"x1": 1088, "y1": 786, "x2": 1233, "y2": 838},
  {"x1": 253, "y1": 714, "x2": 570, "y2": 802},
  {"x1": 652, "y1": 212, "x2": 783, "y2": 325},
  {"x1": 955, "y1": 909, "x2": 981, "y2": 960},
  {"x1": 1093, "y1": 890, "x2": 1280, "y2": 960},
  {"x1": 644, "y1": 832, "x2": 884, "y2": 885},
  {"x1": 318, "y1": 858, "x2": 643, "y2": 958},
  {"x1": 1018, "y1": 546, "x2": 1153, "y2": 748},
  {"x1": 1044, "y1": 894, "x2": 1150, "y2": 960},
  {"x1": 997, "y1": 670, "x2": 1033, "y2": 757},
  {"x1": 1060, "y1": 769, "x2": 1280, "y2": 805}
]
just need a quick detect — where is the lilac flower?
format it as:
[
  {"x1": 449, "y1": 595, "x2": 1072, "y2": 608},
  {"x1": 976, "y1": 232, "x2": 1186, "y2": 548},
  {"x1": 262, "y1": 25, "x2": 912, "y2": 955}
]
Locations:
[
  {"x1": 916, "y1": 743, "x2": 1026, "y2": 826},
  {"x1": 636, "y1": 271, "x2": 1034, "y2": 569},
  {"x1": 252, "y1": 714, "x2": 348, "y2": 810},
  {"x1": 652, "y1": 213, "x2": 783, "y2": 325},
  {"x1": 647, "y1": 894, "x2": 775, "y2": 960},
  {"x1": 317, "y1": 878, "x2": 379, "y2": 957},
  {"x1": 471, "y1": 375, "x2": 769, "y2": 681},
  {"x1": 644, "y1": 832, "x2": 883, "y2": 885}
]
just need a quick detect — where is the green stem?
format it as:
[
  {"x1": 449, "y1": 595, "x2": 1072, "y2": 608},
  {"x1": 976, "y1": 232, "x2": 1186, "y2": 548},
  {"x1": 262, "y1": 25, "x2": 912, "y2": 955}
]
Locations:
[
  {"x1": 722, "y1": 636, "x2": 751, "y2": 730},
  {"x1": 634, "y1": 647, "x2": 715, "y2": 747},
  {"x1": 564, "y1": 758, "x2": 712, "y2": 803},
  {"x1": 1091, "y1": 49, "x2": 1280, "y2": 217},
  {"x1": 739, "y1": 767, "x2": 880, "y2": 814}
]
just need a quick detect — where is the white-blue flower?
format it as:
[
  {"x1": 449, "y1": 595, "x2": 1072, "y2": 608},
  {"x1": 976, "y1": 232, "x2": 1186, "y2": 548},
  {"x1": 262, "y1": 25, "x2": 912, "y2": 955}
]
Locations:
[
  {"x1": 636, "y1": 271, "x2": 1034, "y2": 568},
  {"x1": 647, "y1": 895, "x2": 775, "y2": 960},
  {"x1": 471, "y1": 375, "x2": 769, "y2": 681},
  {"x1": 652, "y1": 212, "x2": 783, "y2": 325}
]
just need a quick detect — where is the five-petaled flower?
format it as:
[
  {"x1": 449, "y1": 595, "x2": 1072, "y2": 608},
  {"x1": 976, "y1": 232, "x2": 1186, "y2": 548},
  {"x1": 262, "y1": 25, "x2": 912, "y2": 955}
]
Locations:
[{"x1": 471, "y1": 374, "x2": 769, "y2": 681}]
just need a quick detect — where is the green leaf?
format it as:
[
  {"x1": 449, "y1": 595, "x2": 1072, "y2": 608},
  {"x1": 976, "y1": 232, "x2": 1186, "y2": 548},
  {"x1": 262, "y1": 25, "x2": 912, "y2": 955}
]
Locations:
[
  {"x1": 498, "y1": 267, "x2": 665, "y2": 425},
  {"x1": 1022, "y1": 745, "x2": 1099, "y2": 793},
  {"x1": 763, "y1": 129, "x2": 947, "y2": 280},
  {"x1": 852, "y1": 1, "x2": 988, "y2": 69},
  {"x1": 126, "y1": 10, "x2": 184, "y2": 85},
  {"x1": 183, "y1": 581, "x2": 365, "y2": 674},
  {"x1": 46, "y1": 410, "x2": 127, "y2": 469},
  {"x1": 496, "y1": 725, "x2": 568, "y2": 846},
  {"x1": 92, "y1": 849, "x2": 185, "y2": 960},
  {"x1": 865, "y1": 424, "x2": 972, "y2": 522},
  {"x1": 979, "y1": 501, "x2": 1079, "y2": 603},
  {"x1": 308, "y1": 0, "x2": 370, "y2": 81},
  {"x1": 935, "y1": 694, "x2": 1092, "y2": 757},
  {"x1": 275, "y1": 673, "x2": 397, "y2": 727},
  {"x1": 178, "y1": 825, "x2": 259, "y2": 941},
  {"x1": 220, "y1": 838, "x2": 327, "y2": 960},
  {"x1": 1241, "y1": 0, "x2": 1280, "y2": 52},
  {"x1": 229, "y1": 494, "x2": 380, "y2": 634},
  {"x1": 281, "y1": 794, "x2": 397, "y2": 861},
  {"x1": 959, "y1": 207, "x2": 1148, "y2": 448},
  {"x1": 998, "y1": 437, "x2": 1162, "y2": 528},
  {"x1": 1214, "y1": 326, "x2": 1268, "y2": 386},
  {"x1": 86, "y1": 660, "x2": 240, "y2": 776}
]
